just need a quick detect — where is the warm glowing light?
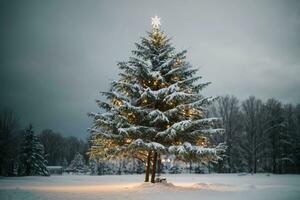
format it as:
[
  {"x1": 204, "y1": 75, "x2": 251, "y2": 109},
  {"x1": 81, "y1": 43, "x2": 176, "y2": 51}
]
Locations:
[
  {"x1": 127, "y1": 112, "x2": 136, "y2": 123},
  {"x1": 197, "y1": 138, "x2": 208, "y2": 147},
  {"x1": 175, "y1": 141, "x2": 182, "y2": 145},
  {"x1": 113, "y1": 98, "x2": 123, "y2": 106},
  {"x1": 125, "y1": 138, "x2": 133, "y2": 144},
  {"x1": 166, "y1": 124, "x2": 171, "y2": 129},
  {"x1": 128, "y1": 112, "x2": 134, "y2": 117},
  {"x1": 172, "y1": 76, "x2": 180, "y2": 81},
  {"x1": 175, "y1": 58, "x2": 182, "y2": 65},
  {"x1": 161, "y1": 158, "x2": 171, "y2": 163},
  {"x1": 168, "y1": 101, "x2": 174, "y2": 106}
]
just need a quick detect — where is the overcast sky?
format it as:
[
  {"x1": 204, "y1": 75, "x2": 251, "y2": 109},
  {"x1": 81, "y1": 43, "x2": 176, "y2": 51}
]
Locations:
[{"x1": 1, "y1": 0, "x2": 299, "y2": 138}]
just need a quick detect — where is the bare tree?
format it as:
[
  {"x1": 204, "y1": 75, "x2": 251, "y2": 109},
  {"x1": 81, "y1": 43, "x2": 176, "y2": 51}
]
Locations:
[
  {"x1": 0, "y1": 108, "x2": 19, "y2": 176},
  {"x1": 293, "y1": 104, "x2": 300, "y2": 172},
  {"x1": 241, "y1": 96, "x2": 264, "y2": 173},
  {"x1": 282, "y1": 104, "x2": 296, "y2": 173},
  {"x1": 213, "y1": 95, "x2": 244, "y2": 172},
  {"x1": 39, "y1": 129, "x2": 66, "y2": 165},
  {"x1": 264, "y1": 98, "x2": 289, "y2": 173}
]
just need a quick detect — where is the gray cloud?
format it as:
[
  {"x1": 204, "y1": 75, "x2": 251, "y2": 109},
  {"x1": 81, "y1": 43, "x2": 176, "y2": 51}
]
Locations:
[{"x1": 1, "y1": 0, "x2": 299, "y2": 138}]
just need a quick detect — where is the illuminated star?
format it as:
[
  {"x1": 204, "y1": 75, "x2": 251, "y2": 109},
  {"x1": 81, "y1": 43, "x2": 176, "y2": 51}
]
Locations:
[{"x1": 151, "y1": 15, "x2": 161, "y2": 29}]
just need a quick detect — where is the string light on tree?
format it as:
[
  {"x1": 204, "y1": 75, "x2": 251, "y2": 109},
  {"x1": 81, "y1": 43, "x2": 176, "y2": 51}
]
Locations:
[
  {"x1": 112, "y1": 98, "x2": 123, "y2": 106},
  {"x1": 174, "y1": 58, "x2": 182, "y2": 67},
  {"x1": 160, "y1": 82, "x2": 166, "y2": 88},
  {"x1": 125, "y1": 138, "x2": 133, "y2": 144},
  {"x1": 171, "y1": 76, "x2": 180, "y2": 81}
]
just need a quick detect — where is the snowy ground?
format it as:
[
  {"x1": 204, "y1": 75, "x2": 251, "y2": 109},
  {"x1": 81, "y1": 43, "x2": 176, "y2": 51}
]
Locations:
[{"x1": 0, "y1": 174, "x2": 299, "y2": 200}]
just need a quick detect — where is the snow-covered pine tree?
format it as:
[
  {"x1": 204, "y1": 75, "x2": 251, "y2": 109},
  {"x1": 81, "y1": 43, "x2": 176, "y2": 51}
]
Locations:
[
  {"x1": 89, "y1": 16, "x2": 225, "y2": 183},
  {"x1": 68, "y1": 152, "x2": 88, "y2": 174},
  {"x1": 18, "y1": 124, "x2": 49, "y2": 176},
  {"x1": 89, "y1": 158, "x2": 99, "y2": 175}
]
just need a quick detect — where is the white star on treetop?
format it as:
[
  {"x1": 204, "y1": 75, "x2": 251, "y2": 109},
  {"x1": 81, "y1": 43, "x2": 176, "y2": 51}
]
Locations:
[{"x1": 151, "y1": 16, "x2": 161, "y2": 29}]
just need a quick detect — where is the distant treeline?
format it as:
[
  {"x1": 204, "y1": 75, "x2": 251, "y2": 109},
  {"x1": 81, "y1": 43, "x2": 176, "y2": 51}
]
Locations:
[
  {"x1": 209, "y1": 95, "x2": 300, "y2": 174},
  {"x1": 0, "y1": 108, "x2": 88, "y2": 176},
  {"x1": 39, "y1": 129, "x2": 88, "y2": 166},
  {"x1": 1, "y1": 94, "x2": 300, "y2": 176}
]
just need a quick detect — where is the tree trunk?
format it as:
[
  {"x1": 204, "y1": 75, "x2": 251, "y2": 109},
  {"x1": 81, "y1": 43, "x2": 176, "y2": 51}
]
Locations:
[
  {"x1": 26, "y1": 163, "x2": 30, "y2": 176},
  {"x1": 144, "y1": 151, "x2": 152, "y2": 182},
  {"x1": 151, "y1": 152, "x2": 158, "y2": 183},
  {"x1": 118, "y1": 160, "x2": 122, "y2": 175},
  {"x1": 254, "y1": 149, "x2": 257, "y2": 173},
  {"x1": 157, "y1": 154, "x2": 161, "y2": 178}
]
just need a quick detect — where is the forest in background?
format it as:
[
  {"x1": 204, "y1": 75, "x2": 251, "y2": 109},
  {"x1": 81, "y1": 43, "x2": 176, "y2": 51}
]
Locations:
[
  {"x1": 1, "y1": 95, "x2": 299, "y2": 176},
  {"x1": 210, "y1": 95, "x2": 300, "y2": 174}
]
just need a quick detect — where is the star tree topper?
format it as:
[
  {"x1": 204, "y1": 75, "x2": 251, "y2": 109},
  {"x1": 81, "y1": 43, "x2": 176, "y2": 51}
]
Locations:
[{"x1": 151, "y1": 15, "x2": 161, "y2": 29}]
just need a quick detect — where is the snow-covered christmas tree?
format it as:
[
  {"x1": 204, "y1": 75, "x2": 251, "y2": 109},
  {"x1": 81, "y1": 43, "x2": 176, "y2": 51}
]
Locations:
[
  {"x1": 89, "y1": 16, "x2": 225, "y2": 183},
  {"x1": 67, "y1": 152, "x2": 88, "y2": 174},
  {"x1": 18, "y1": 124, "x2": 49, "y2": 176}
]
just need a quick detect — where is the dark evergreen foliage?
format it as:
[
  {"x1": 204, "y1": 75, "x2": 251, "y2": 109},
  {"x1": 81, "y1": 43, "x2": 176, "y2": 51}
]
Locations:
[{"x1": 18, "y1": 124, "x2": 49, "y2": 176}]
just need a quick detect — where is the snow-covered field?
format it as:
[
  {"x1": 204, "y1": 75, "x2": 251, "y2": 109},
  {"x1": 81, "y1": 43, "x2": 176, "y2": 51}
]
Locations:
[{"x1": 0, "y1": 174, "x2": 299, "y2": 200}]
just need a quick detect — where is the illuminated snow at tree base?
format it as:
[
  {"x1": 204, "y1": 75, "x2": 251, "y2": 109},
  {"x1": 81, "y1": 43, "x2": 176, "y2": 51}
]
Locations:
[{"x1": 1, "y1": 174, "x2": 299, "y2": 200}]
